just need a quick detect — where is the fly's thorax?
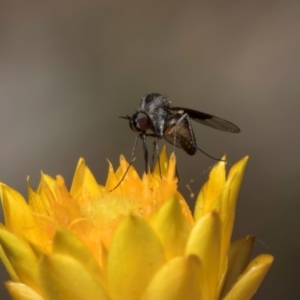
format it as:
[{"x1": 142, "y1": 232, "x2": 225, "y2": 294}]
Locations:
[
  {"x1": 139, "y1": 93, "x2": 170, "y2": 113},
  {"x1": 137, "y1": 93, "x2": 171, "y2": 137}
]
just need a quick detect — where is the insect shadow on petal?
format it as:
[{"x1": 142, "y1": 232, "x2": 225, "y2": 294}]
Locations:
[{"x1": 110, "y1": 93, "x2": 240, "y2": 192}]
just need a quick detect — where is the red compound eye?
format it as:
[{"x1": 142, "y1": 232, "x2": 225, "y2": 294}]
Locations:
[{"x1": 136, "y1": 114, "x2": 152, "y2": 131}]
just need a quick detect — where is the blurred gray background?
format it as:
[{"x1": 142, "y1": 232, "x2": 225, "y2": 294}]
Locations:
[{"x1": 0, "y1": 0, "x2": 299, "y2": 299}]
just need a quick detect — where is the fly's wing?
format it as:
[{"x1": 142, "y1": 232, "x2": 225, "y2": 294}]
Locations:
[
  {"x1": 172, "y1": 107, "x2": 240, "y2": 133},
  {"x1": 163, "y1": 116, "x2": 197, "y2": 155}
]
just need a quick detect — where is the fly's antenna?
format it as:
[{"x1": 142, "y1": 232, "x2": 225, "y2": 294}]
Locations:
[{"x1": 119, "y1": 115, "x2": 131, "y2": 120}]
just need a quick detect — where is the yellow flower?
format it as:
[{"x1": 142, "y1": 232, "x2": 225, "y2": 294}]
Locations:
[{"x1": 0, "y1": 146, "x2": 273, "y2": 300}]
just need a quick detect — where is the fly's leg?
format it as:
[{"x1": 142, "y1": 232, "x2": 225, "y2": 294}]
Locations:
[
  {"x1": 177, "y1": 113, "x2": 225, "y2": 161},
  {"x1": 109, "y1": 134, "x2": 139, "y2": 192},
  {"x1": 140, "y1": 132, "x2": 149, "y2": 173}
]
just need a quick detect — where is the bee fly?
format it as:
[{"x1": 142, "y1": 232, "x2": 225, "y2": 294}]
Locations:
[{"x1": 112, "y1": 93, "x2": 240, "y2": 191}]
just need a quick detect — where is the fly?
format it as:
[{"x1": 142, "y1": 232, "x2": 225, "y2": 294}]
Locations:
[{"x1": 111, "y1": 93, "x2": 240, "y2": 191}]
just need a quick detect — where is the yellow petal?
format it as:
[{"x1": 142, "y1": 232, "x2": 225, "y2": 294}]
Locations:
[
  {"x1": 105, "y1": 156, "x2": 141, "y2": 191},
  {"x1": 224, "y1": 254, "x2": 274, "y2": 300},
  {"x1": 218, "y1": 157, "x2": 249, "y2": 273},
  {"x1": 0, "y1": 223, "x2": 18, "y2": 281},
  {"x1": 34, "y1": 175, "x2": 55, "y2": 222},
  {"x1": 37, "y1": 173, "x2": 58, "y2": 202},
  {"x1": 153, "y1": 145, "x2": 168, "y2": 178},
  {"x1": 141, "y1": 255, "x2": 207, "y2": 300},
  {"x1": 107, "y1": 216, "x2": 165, "y2": 300},
  {"x1": 166, "y1": 152, "x2": 177, "y2": 183},
  {"x1": 52, "y1": 228, "x2": 105, "y2": 285},
  {"x1": 27, "y1": 182, "x2": 53, "y2": 248},
  {"x1": 39, "y1": 254, "x2": 110, "y2": 300},
  {"x1": 193, "y1": 181, "x2": 207, "y2": 221},
  {"x1": 185, "y1": 212, "x2": 221, "y2": 299},
  {"x1": 0, "y1": 229, "x2": 40, "y2": 293},
  {"x1": 104, "y1": 159, "x2": 118, "y2": 190},
  {"x1": 194, "y1": 158, "x2": 226, "y2": 220},
  {"x1": 0, "y1": 184, "x2": 40, "y2": 243},
  {"x1": 150, "y1": 196, "x2": 192, "y2": 260},
  {"x1": 220, "y1": 235, "x2": 255, "y2": 298},
  {"x1": 27, "y1": 179, "x2": 50, "y2": 218},
  {"x1": 5, "y1": 282, "x2": 44, "y2": 300},
  {"x1": 70, "y1": 158, "x2": 104, "y2": 198},
  {"x1": 115, "y1": 155, "x2": 133, "y2": 179}
]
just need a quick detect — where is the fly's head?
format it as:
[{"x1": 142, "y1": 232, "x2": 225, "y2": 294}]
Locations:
[{"x1": 120, "y1": 112, "x2": 153, "y2": 133}]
